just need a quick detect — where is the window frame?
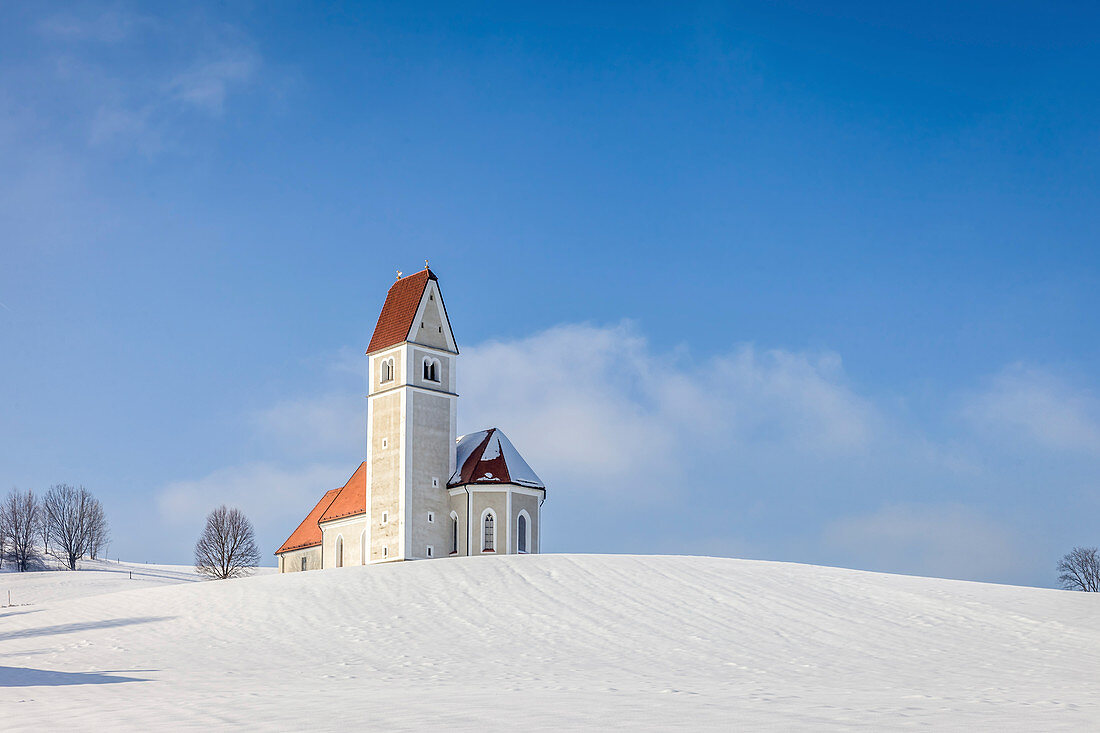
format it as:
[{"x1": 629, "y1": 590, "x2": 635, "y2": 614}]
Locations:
[
  {"x1": 517, "y1": 509, "x2": 532, "y2": 554},
  {"x1": 481, "y1": 508, "x2": 496, "y2": 553}
]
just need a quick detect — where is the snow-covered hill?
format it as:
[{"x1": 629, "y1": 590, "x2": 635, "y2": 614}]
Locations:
[
  {"x1": 1, "y1": 555, "x2": 1098, "y2": 731},
  {"x1": 0, "y1": 559, "x2": 209, "y2": 605}
]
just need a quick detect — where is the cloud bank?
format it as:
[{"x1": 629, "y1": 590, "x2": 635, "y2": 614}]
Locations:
[{"x1": 154, "y1": 322, "x2": 1100, "y2": 587}]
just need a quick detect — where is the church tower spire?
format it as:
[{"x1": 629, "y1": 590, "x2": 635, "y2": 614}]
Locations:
[{"x1": 365, "y1": 268, "x2": 458, "y2": 561}]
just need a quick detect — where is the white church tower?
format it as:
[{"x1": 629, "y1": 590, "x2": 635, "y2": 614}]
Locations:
[
  {"x1": 365, "y1": 267, "x2": 458, "y2": 562},
  {"x1": 275, "y1": 266, "x2": 545, "y2": 571}
]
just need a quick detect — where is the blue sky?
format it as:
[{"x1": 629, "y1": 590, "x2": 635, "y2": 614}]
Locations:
[{"x1": 2, "y1": 2, "x2": 1098, "y2": 586}]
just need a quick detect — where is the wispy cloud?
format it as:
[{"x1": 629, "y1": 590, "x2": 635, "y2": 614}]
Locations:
[
  {"x1": 151, "y1": 322, "x2": 1100, "y2": 585},
  {"x1": 823, "y1": 504, "x2": 1024, "y2": 583},
  {"x1": 168, "y1": 51, "x2": 260, "y2": 115},
  {"x1": 18, "y1": 7, "x2": 264, "y2": 150},
  {"x1": 158, "y1": 462, "x2": 350, "y2": 554},
  {"x1": 459, "y1": 322, "x2": 879, "y2": 497},
  {"x1": 961, "y1": 363, "x2": 1100, "y2": 454},
  {"x1": 38, "y1": 9, "x2": 156, "y2": 44}
]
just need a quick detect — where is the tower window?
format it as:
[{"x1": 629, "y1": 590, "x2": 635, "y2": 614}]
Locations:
[
  {"x1": 451, "y1": 512, "x2": 459, "y2": 554},
  {"x1": 383, "y1": 546, "x2": 388, "y2": 558},
  {"x1": 428, "y1": 512, "x2": 435, "y2": 523},
  {"x1": 380, "y1": 357, "x2": 394, "y2": 384},
  {"x1": 427, "y1": 545, "x2": 434, "y2": 558},
  {"x1": 381, "y1": 437, "x2": 388, "y2": 449},
  {"x1": 432, "y1": 477, "x2": 439, "y2": 488},
  {"x1": 518, "y1": 513, "x2": 528, "y2": 553},
  {"x1": 381, "y1": 511, "x2": 388, "y2": 525},
  {"x1": 422, "y1": 357, "x2": 441, "y2": 383}
]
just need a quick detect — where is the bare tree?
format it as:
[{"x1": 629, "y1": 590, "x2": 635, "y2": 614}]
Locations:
[
  {"x1": 86, "y1": 499, "x2": 109, "y2": 560},
  {"x1": 194, "y1": 506, "x2": 261, "y2": 580},
  {"x1": 43, "y1": 484, "x2": 108, "y2": 570},
  {"x1": 1059, "y1": 546, "x2": 1100, "y2": 592},
  {"x1": 1, "y1": 489, "x2": 43, "y2": 572}
]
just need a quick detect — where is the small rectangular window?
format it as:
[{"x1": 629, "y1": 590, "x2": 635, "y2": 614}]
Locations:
[
  {"x1": 383, "y1": 546, "x2": 388, "y2": 558},
  {"x1": 381, "y1": 437, "x2": 388, "y2": 449},
  {"x1": 432, "y1": 477, "x2": 439, "y2": 488},
  {"x1": 427, "y1": 546, "x2": 434, "y2": 558},
  {"x1": 427, "y1": 512, "x2": 434, "y2": 523},
  {"x1": 301, "y1": 557, "x2": 307, "y2": 571},
  {"x1": 381, "y1": 511, "x2": 388, "y2": 525}
]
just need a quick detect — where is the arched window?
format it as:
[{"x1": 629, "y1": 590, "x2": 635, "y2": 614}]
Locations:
[
  {"x1": 517, "y1": 511, "x2": 530, "y2": 553},
  {"x1": 361, "y1": 530, "x2": 367, "y2": 565},
  {"x1": 450, "y1": 512, "x2": 460, "y2": 554},
  {"x1": 335, "y1": 535, "x2": 344, "y2": 568},
  {"x1": 380, "y1": 358, "x2": 394, "y2": 383},
  {"x1": 422, "y1": 357, "x2": 441, "y2": 383},
  {"x1": 482, "y1": 510, "x2": 495, "y2": 552}
]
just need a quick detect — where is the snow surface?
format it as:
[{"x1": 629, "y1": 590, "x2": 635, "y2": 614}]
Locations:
[
  {"x1": 1, "y1": 560, "x2": 202, "y2": 606},
  {"x1": 1, "y1": 554, "x2": 1098, "y2": 730}
]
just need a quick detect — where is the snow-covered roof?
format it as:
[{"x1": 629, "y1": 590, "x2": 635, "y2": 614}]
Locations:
[{"x1": 449, "y1": 428, "x2": 545, "y2": 490}]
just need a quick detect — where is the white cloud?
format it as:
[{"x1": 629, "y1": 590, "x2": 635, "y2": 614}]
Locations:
[
  {"x1": 962, "y1": 364, "x2": 1100, "y2": 454},
  {"x1": 148, "y1": 323, "x2": 1099, "y2": 585},
  {"x1": 458, "y1": 322, "x2": 879, "y2": 496},
  {"x1": 823, "y1": 504, "x2": 1024, "y2": 583},
  {"x1": 157, "y1": 462, "x2": 350, "y2": 554},
  {"x1": 38, "y1": 9, "x2": 155, "y2": 44},
  {"x1": 169, "y1": 51, "x2": 260, "y2": 115},
  {"x1": 252, "y1": 393, "x2": 364, "y2": 460}
]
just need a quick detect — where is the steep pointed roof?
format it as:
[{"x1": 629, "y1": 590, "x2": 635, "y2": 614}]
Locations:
[
  {"x1": 275, "y1": 488, "x2": 341, "y2": 554},
  {"x1": 318, "y1": 462, "x2": 367, "y2": 523},
  {"x1": 366, "y1": 269, "x2": 437, "y2": 354},
  {"x1": 449, "y1": 428, "x2": 545, "y2": 490}
]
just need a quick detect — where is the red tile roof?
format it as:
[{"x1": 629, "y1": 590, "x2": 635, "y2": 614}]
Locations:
[
  {"x1": 274, "y1": 462, "x2": 367, "y2": 555},
  {"x1": 275, "y1": 488, "x2": 340, "y2": 554},
  {"x1": 318, "y1": 462, "x2": 367, "y2": 523},
  {"x1": 448, "y1": 428, "x2": 546, "y2": 489},
  {"x1": 366, "y1": 269, "x2": 436, "y2": 354}
]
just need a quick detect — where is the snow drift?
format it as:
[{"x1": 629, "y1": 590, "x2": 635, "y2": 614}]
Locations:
[{"x1": 1, "y1": 554, "x2": 1098, "y2": 730}]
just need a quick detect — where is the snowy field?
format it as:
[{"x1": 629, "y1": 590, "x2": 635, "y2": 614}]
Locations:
[{"x1": 2, "y1": 554, "x2": 1098, "y2": 731}]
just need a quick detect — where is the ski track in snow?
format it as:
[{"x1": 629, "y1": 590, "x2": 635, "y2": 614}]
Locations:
[{"x1": 0, "y1": 554, "x2": 1098, "y2": 730}]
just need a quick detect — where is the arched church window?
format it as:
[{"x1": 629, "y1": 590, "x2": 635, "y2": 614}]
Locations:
[
  {"x1": 450, "y1": 512, "x2": 459, "y2": 554},
  {"x1": 518, "y1": 513, "x2": 528, "y2": 553},
  {"x1": 422, "y1": 357, "x2": 441, "y2": 383},
  {"x1": 482, "y1": 511, "x2": 495, "y2": 552},
  {"x1": 380, "y1": 358, "x2": 394, "y2": 383},
  {"x1": 335, "y1": 535, "x2": 344, "y2": 568}
]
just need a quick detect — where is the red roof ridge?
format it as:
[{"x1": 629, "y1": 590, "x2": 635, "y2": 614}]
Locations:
[
  {"x1": 366, "y1": 269, "x2": 436, "y2": 354},
  {"x1": 275, "y1": 487, "x2": 341, "y2": 554},
  {"x1": 318, "y1": 462, "x2": 367, "y2": 523}
]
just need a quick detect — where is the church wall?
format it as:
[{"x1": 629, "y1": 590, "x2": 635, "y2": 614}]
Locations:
[
  {"x1": 511, "y1": 491, "x2": 541, "y2": 554},
  {"x1": 449, "y1": 492, "x2": 469, "y2": 555},
  {"x1": 321, "y1": 517, "x2": 368, "y2": 568},
  {"x1": 277, "y1": 545, "x2": 321, "y2": 573},
  {"x1": 471, "y1": 491, "x2": 509, "y2": 554},
  {"x1": 410, "y1": 348, "x2": 453, "y2": 393},
  {"x1": 369, "y1": 390, "x2": 402, "y2": 561},
  {"x1": 372, "y1": 348, "x2": 404, "y2": 391},
  {"x1": 408, "y1": 390, "x2": 453, "y2": 559}
]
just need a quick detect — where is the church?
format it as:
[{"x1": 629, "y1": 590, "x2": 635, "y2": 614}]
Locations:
[{"x1": 276, "y1": 267, "x2": 546, "y2": 572}]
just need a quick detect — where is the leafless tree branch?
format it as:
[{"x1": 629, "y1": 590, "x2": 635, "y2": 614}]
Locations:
[{"x1": 194, "y1": 505, "x2": 260, "y2": 580}]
